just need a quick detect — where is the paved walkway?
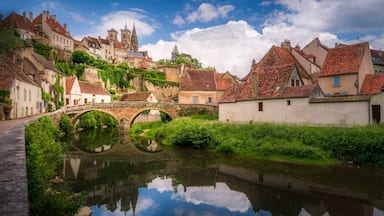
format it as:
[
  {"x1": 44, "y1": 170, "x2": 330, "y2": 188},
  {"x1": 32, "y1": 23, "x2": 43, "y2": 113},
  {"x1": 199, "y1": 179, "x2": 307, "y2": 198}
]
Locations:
[{"x1": 0, "y1": 115, "x2": 42, "y2": 216}]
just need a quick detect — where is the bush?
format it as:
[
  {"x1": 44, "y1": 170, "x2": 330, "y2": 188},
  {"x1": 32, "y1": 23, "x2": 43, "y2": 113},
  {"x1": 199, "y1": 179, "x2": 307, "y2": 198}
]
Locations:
[
  {"x1": 166, "y1": 120, "x2": 218, "y2": 149},
  {"x1": 25, "y1": 116, "x2": 82, "y2": 215},
  {"x1": 77, "y1": 111, "x2": 117, "y2": 129},
  {"x1": 216, "y1": 144, "x2": 235, "y2": 154},
  {"x1": 59, "y1": 114, "x2": 74, "y2": 134}
]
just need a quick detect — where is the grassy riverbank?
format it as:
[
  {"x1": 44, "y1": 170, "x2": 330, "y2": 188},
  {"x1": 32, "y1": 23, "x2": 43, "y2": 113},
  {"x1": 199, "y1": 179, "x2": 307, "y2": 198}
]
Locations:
[{"x1": 131, "y1": 118, "x2": 384, "y2": 167}]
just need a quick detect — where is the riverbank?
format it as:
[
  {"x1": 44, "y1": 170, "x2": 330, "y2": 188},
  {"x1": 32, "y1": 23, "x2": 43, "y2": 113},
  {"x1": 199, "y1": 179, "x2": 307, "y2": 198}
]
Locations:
[{"x1": 131, "y1": 118, "x2": 384, "y2": 167}]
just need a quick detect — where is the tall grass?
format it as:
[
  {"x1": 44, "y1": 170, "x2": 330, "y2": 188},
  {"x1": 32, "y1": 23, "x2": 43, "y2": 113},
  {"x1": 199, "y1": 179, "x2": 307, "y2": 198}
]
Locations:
[{"x1": 144, "y1": 118, "x2": 384, "y2": 167}]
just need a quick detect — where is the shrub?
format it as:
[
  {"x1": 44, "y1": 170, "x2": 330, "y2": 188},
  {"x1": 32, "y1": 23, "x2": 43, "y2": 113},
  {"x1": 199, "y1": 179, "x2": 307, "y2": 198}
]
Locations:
[
  {"x1": 216, "y1": 144, "x2": 235, "y2": 154},
  {"x1": 59, "y1": 114, "x2": 74, "y2": 134},
  {"x1": 25, "y1": 116, "x2": 82, "y2": 215},
  {"x1": 167, "y1": 120, "x2": 218, "y2": 149}
]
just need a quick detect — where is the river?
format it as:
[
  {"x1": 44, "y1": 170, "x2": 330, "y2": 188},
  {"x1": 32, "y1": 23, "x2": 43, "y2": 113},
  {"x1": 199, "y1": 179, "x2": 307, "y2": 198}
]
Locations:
[{"x1": 62, "y1": 128, "x2": 384, "y2": 216}]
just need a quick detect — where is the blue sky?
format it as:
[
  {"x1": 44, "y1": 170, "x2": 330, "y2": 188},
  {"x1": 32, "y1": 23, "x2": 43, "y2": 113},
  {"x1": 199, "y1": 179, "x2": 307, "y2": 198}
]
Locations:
[{"x1": 2, "y1": 0, "x2": 384, "y2": 78}]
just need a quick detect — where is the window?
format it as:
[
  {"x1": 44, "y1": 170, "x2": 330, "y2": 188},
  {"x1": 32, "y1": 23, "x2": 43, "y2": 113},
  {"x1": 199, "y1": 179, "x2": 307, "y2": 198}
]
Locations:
[
  {"x1": 333, "y1": 76, "x2": 340, "y2": 86},
  {"x1": 207, "y1": 97, "x2": 213, "y2": 103},
  {"x1": 192, "y1": 96, "x2": 199, "y2": 104},
  {"x1": 291, "y1": 79, "x2": 295, "y2": 87},
  {"x1": 258, "y1": 102, "x2": 263, "y2": 112},
  {"x1": 84, "y1": 98, "x2": 88, "y2": 104},
  {"x1": 29, "y1": 90, "x2": 31, "y2": 102},
  {"x1": 24, "y1": 89, "x2": 27, "y2": 101},
  {"x1": 296, "y1": 80, "x2": 300, "y2": 86},
  {"x1": 287, "y1": 100, "x2": 291, "y2": 105}
]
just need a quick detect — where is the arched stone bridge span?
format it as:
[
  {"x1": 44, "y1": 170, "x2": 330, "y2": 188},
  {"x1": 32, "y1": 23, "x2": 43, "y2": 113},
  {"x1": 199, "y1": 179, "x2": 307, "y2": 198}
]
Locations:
[{"x1": 65, "y1": 102, "x2": 181, "y2": 129}]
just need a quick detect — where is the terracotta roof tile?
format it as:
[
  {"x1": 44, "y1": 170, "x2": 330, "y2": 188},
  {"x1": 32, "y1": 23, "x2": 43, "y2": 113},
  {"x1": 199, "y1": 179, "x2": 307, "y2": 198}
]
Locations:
[
  {"x1": 253, "y1": 45, "x2": 310, "y2": 79},
  {"x1": 33, "y1": 12, "x2": 72, "y2": 38},
  {"x1": 281, "y1": 85, "x2": 317, "y2": 98},
  {"x1": 120, "y1": 92, "x2": 151, "y2": 101},
  {"x1": 180, "y1": 70, "x2": 216, "y2": 91},
  {"x1": 214, "y1": 72, "x2": 238, "y2": 91},
  {"x1": 320, "y1": 42, "x2": 368, "y2": 77},
  {"x1": 360, "y1": 74, "x2": 384, "y2": 94},
  {"x1": 3, "y1": 12, "x2": 38, "y2": 33},
  {"x1": 23, "y1": 57, "x2": 43, "y2": 76},
  {"x1": 31, "y1": 52, "x2": 60, "y2": 73},
  {"x1": 221, "y1": 46, "x2": 314, "y2": 103},
  {"x1": 79, "y1": 81, "x2": 110, "y2": 95},
  {"x1": 65, "y1": 76, "x2": 76, "y2": 94},
  {"x1": 371, "y1": 49, "x2": 384, "y2": 66}
]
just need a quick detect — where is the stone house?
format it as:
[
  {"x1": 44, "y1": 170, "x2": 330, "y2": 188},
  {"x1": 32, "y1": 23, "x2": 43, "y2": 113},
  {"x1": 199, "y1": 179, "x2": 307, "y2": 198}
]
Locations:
[
  {"x1": 14, "y1": 46, "x2": 66, "y2": 111},
  {"x1": 371, "y1": 49, "x2": 384, "y2": 74},
  {"x1": 2, "y1": 11, "x2": 47, "y2": 43},
  {"x1": 65, "y1": 76, "x2": 81, "y2": 106},
  {"x1": 219, "y1": 40, "x2": 382, "y2": 126},
  {"x1": 179, "y1": 69, "x2": 238, "y2": 105},
  {"x1": 79, "y1": 81, "x2": 111, "y2": 104},
  {"x1": 0, "y1": 55, "x2": 42, "y2": 119},
  {"x1": 33, "y1": 11, "x2": 74, "y2": 61},
  {"x1": 318, "y1": 42, "x2": 374, "y2": 96},
  {"x1": 156, "y1": 64, "x2": 196, "y2": 82},
  {"x1": 360, "y1": 74, "x2": 384, "y2": 123},
  {"x1": 65, "y1": 76, "x2": 111, "y2": 106}
]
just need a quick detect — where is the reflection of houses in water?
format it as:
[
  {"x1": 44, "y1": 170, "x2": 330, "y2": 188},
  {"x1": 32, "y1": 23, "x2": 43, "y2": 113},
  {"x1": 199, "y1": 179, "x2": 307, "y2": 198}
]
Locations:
[
  {"x1": 93, "y1": 145, "x2": 111, "y2": 153},
  {"x1": 64, "y1": 154, "x2": 384, "y2": 216}
]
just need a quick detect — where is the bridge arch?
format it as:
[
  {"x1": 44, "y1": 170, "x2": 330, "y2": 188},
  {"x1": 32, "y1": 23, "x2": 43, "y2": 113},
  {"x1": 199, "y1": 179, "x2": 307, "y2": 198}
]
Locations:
[
  {"x1": 128, "y1": 107, "x2": 176, "y2": 127},
  {"x1": 71, "y1": 109, "x2": 118, "y2": 127}
]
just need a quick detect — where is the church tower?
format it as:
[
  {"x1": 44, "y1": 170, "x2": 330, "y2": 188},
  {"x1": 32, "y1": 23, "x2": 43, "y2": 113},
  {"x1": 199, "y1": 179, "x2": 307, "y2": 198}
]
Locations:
[
  {"x1": 171, "y1": 45, "x2": 179, "y2": 62},
  {"x1": 107, "y1": 28, "x2": 118, "y2": 41},
  {"x1": 121, "y1": 23, "x2": 131, "y2": 49},
  {"x1": 130, "y1": 23, "x2": 139, "y2": 52}
]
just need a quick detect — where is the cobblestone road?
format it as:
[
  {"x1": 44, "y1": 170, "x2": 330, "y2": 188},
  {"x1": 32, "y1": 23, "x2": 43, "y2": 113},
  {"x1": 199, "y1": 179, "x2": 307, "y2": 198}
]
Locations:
[{"x1": 0, "y1": 115, "x2": 42, "y2": 216}]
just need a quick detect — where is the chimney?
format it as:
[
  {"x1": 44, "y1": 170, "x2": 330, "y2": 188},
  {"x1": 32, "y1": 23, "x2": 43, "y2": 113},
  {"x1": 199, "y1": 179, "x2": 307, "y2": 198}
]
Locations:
[
  {"x1": 63, "y1": 23, "x2": 67, "y2": 31},
  {"x1": 251, "y1": 72, "x2": 259, "y2": 98},
  {"x1": 29, "y1": 12, "x2": 33, "y2": 22},
  {"x1": 51, "y1": 15, "x2": 56, "y2": 21},
  {"x1": 23, "y1": 11, "x2": 26, "y2": 19},
  {"x1": 281, "y1": 39, "x2": 291, "y2": 52}
]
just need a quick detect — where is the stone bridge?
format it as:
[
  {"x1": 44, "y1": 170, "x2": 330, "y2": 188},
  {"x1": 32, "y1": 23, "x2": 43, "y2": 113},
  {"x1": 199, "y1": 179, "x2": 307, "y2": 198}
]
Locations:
[{"x1": 65, "y1": 102, "x2": 181, "y2": 129}]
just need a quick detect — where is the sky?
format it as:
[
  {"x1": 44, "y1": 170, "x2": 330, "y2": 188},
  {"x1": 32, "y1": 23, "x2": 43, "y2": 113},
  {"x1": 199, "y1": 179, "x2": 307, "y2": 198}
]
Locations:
[{"x1": 2, "y1": 0, "x2": 384, "y2": 78}]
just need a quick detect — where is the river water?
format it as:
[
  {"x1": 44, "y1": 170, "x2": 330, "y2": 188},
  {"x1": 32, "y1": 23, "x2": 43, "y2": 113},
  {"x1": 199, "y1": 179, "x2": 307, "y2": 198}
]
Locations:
[{"x1": 63, "y1": 128, "x2": 384, "y2": 216}]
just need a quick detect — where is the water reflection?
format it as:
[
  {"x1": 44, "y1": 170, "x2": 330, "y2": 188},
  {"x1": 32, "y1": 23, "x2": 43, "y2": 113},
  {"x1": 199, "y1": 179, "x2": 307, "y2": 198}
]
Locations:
[{"x1": 63, "y1": 130, "x2": 384, "y2": 216}]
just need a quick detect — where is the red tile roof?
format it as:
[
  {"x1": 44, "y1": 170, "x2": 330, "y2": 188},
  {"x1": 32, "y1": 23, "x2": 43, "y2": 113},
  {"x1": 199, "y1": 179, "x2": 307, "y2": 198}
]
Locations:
[
  {"x1": 79, "y1": 81, "x2": 110, "y2": 95},
  {"x1": 254, "y1": 45, "x2": 310, "y2": 79},
  {"x1": 180, "y1": 70, "x2": 217, "y2": 91},
  {"x1": 221, "y1": 45, "x2": 316, "y2": 103},
  {"x1": 360, "y1": 74, "x2": 384, "y2": 94},
  {"x1": 33, "y1": 12, "x2": 72, "y2": 38},
  {"x1": 3, "y1": 12, "x2": 38, "y2": 33},
  {"x1": 215, "y1": 72, "x2": 238, "y2": 91},
  {"x1": 0, "y1": 55, "x2": 39, "y2": 89},
  {"x1": 65, "y1": 76, "x2": 76, "y2": 94},
  {"x1": 120, "y1": 92, "x2": 151, "y2": 101},
  {"x1": 281, "y1": 85, "x2": 318, "y2": 98},
  {"x1": 320, "y1": 42, "x2": 368, "y2": 77}
]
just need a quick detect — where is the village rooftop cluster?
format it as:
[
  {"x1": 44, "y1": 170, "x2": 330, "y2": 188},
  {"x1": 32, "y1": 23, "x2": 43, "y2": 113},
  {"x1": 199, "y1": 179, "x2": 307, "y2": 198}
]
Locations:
[{"x1": 0, "y1": 10, "x2": 384, "y2": 126}]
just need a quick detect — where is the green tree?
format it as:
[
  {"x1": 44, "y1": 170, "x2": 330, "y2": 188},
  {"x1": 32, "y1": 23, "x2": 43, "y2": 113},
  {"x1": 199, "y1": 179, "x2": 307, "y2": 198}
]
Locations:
[
  {"x1": 71, "y1": 50, "x2": 94, "y2": 64},
  {"x1": 0, "y1": 29, "x2": 23, "y2": 54},
  {"x1": 33, "y1": 43, "x2": 52, "y2": 59}
]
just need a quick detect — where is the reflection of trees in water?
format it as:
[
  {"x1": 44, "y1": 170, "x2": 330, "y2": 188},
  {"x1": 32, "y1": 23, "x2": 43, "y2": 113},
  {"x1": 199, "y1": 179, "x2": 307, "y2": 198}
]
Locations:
[{"x1": 73, "y1": 128, "x2": 119, "y2": 152}]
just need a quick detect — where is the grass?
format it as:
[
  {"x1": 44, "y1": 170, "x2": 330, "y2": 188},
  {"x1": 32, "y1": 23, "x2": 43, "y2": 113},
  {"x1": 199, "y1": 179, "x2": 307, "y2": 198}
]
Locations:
[{"x1": 130, "y1": 117, "x2": 384, "y2": 167}]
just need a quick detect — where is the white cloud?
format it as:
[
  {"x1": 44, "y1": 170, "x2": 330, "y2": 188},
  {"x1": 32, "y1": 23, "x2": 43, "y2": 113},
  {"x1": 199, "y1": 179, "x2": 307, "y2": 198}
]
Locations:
[
  {"x1": 142, "y1": 20, "x2": 340, "y2": 78},
  {"x1": 75, "y1": 10, "x2": 157, "y2": 41},
  {"x1": 186, "y1": 3, "x2": 234, "y2": 23},
  {"x1": 69, "y1": 12, "x2": 95, "y2": 25},
  {"x1": 173, "y1": 14, "x2": 185, "y2": 27},
  {"x1": 41, "y1": 1, "x2": 57, "y2": 10},
  {"x1": 274, "y1": 0, "x2": 384, "y2": 33},
  {"x1": 147, "y1": 177, "x2": 174, "y2": 193}
]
